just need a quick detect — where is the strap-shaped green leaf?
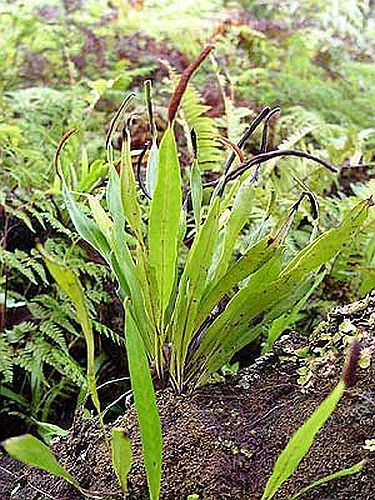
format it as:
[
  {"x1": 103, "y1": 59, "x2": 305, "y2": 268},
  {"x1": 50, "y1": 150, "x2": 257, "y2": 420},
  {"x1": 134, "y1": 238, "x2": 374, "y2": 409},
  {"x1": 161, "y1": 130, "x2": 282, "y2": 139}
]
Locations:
[
  {"x1": 261, "y1": 381, "x2": 346, "y2": 500},
  {"x1": 88, "y1": 195, "x2": 113, "y2": 241},
  {"x1": 111, "y1": 428, "x2": 133, "y2": 493},
  {"x1": 125, "y1": 302, "x2": 162, "y2": 500},
  {"x1": 41, "y1": 250, "x2": 100, "y2": 415},
  {"x1": 291, "y1": 460, "x2": 364, "y2": 500},
  {"x1": 120, "y1": 132, "x2": 144, "y2": 242},
  {"x1": 192, "y1": 199, "x2": 369, "y2": 386},
  {"x1": 112, "y1": 222, "x2": 155, "y2": 355},
  {"x1": 281, "y1": 199, "x2": 369, "y2": 278},
  {"x1": 195, "y1": 197, "x2": 303, "y2": 332},
  {"x1": 211, "y1": 172, "x2": 255, "y2": 281},
  {"x1": 170, "y1": 196, "x2": 220, "y2": 386},
  {"x1": 262, "y1": 272, "x2": 325, "y2": 353},
  {"x1": 190, "y1": 251, "x2": 284, "y2": 386},
  {"x1": 63, "y1": 179, "x2": 133, "y2": 298},
  {"x1": 2, "y1": 434, "x2": 79, "y2": 488},
  {"x1": 148, "y1": 126, "x2": 182, "y2": 321},
  {"x1": 190, "y1": 158, "x2": 203, "y2": 229},
  {"x1": 195, "y1": 235, "x2": 279, "y2": 331},
  {"x1": 62, "y1": 182, "x2": 110, "y2": 258}
]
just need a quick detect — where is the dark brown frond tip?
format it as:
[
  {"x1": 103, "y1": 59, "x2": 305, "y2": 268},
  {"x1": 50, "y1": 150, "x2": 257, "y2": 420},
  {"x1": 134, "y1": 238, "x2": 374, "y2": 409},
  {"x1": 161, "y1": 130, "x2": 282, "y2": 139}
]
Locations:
[
  {"x1": 342, "y1": 339, "x2": 362, "y2": 387},
  {"x1": 190, "y1": 128, "x2": 198, "y2": 159},
  {"x1": 54, "y1": 128, "x2": 79, "y2": 175},
  {"x1": 168, "y1": 44, "x2": 214, "y2": 124}
]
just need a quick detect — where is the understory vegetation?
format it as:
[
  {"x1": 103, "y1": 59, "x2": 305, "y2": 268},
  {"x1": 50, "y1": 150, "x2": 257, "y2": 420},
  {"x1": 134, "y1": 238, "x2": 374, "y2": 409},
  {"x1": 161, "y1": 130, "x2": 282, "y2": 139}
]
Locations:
[{"x1": 0, "y1": 1, "x2": 374, "y2": 499}]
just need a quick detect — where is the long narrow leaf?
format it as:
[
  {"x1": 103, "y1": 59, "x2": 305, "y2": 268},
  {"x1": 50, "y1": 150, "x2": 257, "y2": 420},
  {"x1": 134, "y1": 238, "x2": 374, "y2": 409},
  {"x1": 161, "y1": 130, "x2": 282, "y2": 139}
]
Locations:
[
  {"x1": 281, "y1": 199, "x2": 369, "y2": 278},
  {"x1": 195, "y1": 197, "x2": 304, "y2": 331},
  {"x1": 125, "y1": 302, "x2": 162, "y2": 500},
  {"x1": 62, "y1": 183, "x2": 110, "y2": 257},
  {"x1": 189, "y1": 251, "x2": 284, "y2": 386},
  {"x1": 170, "y1": 196, "x2": 220, "y2": 387},
  {"x1": 291, "y1": 460, "x2": 364, "y2": 500},
  {"x1": 195, "y1": 235, "x2": 281, "y2": 331},
  {"x1": 191, "y1": 200, "x2": 368, "y2": 386},
  {"x1": 211, "y1": 172, "x2": 255, "y2": 281},
  {"x1": 40, "y1": 250, "x2": 100, "y2": 415},
  {"x1": 113, "y1": 223, "x2": 155, "y2": 355},
  {"x1": 261, "y1": 381, "x2": 345, "y2": 500},
  {"x1": 148, "y1": 126, "x2": 182, "y2": 321}
]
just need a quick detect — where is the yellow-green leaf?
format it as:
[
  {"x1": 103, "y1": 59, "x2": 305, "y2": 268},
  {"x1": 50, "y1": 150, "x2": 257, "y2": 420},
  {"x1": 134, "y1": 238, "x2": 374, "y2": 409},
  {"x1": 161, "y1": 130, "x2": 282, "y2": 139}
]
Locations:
[
  {"x1": 40, "y1": 249, "x2": 100, "y2": 415},
  {"x1": 111, "y1": 428, "x2": 132, "y2": 493},
  {"x1": 261, "y1": 381, "x2": 346, "y2": 500},
  {"x1": 2, "y1": 434, "x2": 79, "y2": 488},
  {"x1": 148, "y1": 126, "x2": 182, "y2": 320},
  {"x1": 125, "y1": 302, "x2": 162, "y2": 500}
]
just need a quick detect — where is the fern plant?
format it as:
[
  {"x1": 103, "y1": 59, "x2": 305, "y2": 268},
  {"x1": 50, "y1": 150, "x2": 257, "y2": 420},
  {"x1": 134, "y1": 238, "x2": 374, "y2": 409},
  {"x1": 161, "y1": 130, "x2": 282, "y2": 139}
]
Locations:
[
  {"x1": 0, "y1": 219, "x2": 119, "y2": 424},
  {"x1": 54, "y1": 47, "x2": 370, "y2": 394}
]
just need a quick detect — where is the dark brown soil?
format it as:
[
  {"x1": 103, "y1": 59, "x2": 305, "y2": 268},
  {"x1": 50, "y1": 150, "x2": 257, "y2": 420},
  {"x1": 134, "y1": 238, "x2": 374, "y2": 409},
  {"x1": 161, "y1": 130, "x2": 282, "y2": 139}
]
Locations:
[{"x1": 1, "y1": 293, "x2": 374, "y2": 500}]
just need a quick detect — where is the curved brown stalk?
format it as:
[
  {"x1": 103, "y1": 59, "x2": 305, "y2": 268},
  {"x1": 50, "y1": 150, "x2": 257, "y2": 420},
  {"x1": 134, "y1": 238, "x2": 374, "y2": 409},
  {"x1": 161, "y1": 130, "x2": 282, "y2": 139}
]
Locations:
[
  {"x1": 168, "y1": 44, "x2": 214, "y2": 123},
  {"x1": 223, "y1": 106, "x2": 271, "y2": 174},
  {"x1": 136, "y1": 141, "x2": 152, "y2": 200},
  {"x1": 223, "y1": 149, "x2": 337, "y2": 187},
  {"x1": 54, "y1": 128, "x2": 79, "y2": 178}
]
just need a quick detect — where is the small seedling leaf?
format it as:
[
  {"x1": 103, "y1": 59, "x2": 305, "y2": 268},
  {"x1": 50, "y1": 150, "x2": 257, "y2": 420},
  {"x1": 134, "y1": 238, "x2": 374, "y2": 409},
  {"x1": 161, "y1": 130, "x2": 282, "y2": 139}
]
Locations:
[{"x1": 111, "y1": 428, "x2": 133, "y2": 493}]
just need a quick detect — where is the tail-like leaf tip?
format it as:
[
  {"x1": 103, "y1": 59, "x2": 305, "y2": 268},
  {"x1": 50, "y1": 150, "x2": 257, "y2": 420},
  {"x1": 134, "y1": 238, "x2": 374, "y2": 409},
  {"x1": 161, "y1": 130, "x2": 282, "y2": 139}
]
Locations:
[
  {"x1": 342, "y1": 339, "x2": 362, "y2": 387},
  {"x1": 168, "y1": 44, "x2": 215, "y2": 123},
  {"x1": 105, "y1": 92, "x2": 137, "y2": 150},
  {"x1": 190, "y1": 128, "x2": 198, "y2": 159},
  {"x1": 54, "y1": 128, "x2": 79, "y2": 174}
]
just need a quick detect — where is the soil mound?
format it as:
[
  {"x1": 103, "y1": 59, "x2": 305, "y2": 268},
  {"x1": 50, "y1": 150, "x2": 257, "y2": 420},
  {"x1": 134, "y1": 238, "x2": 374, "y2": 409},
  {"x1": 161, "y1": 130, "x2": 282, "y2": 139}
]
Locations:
[{"x1": 1, "y1": 293, "x2": 374, "y2": 499}]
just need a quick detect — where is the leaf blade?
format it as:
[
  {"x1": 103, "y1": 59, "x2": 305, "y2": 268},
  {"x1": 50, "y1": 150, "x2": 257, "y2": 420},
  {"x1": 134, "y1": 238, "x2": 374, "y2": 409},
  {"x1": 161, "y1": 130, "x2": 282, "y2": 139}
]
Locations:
[
  {"x1": 148, "y1": 126, "x2": 182, "y2": 320},
  {"x1": 2, "y1": 434, "x2": 79, "y2": 488},
  {"x1": 40, "y1": 250, "x2": 100, "y2": 414},
  {"x1": 291, "y1": 460, "x2": 364, "y2": 500},
  {"x1": 111, "y1": 428, "x2": 133, "y2": 493},
  {"x1": 261, "y1": 381, "x2": 346, "y2": 500},
  {"x1": 125, "y1": 303, "x2": 162, "y2": 500}
]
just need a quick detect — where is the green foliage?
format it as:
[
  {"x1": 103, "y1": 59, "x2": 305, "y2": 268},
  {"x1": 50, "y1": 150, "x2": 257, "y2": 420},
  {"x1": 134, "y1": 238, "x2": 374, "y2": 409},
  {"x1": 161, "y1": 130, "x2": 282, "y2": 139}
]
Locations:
[
  {"x1": 148, "y1": 126, "x2": 182, "y2": 321},
  {"x1": 111, "y1": 427, "x2": 133, "y2": 494},
  {"x1": 262, "y1": 381, "x2": 345, "y2": 499},
  {"x1": 125, "y1": 302, "x2": 162, "y2": 500},
  {"x1": 41, "y1": 249, "x2": 101, "y2": 420},
  {"x1": 0, "y1": 1, "x2": 373, "y2": 497},
  {"x1": 61, "y1": 80, "x2": 370, "y2": 393},
  {"x1": 3, "y1": 429, "x2": 135, "y2": 497},
  {"x1": 2, "y1": 434, "x2": 79, "y2": 488},
  {"x1": 0, "y1": 223, "x2": 117, "y2": 424}
]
